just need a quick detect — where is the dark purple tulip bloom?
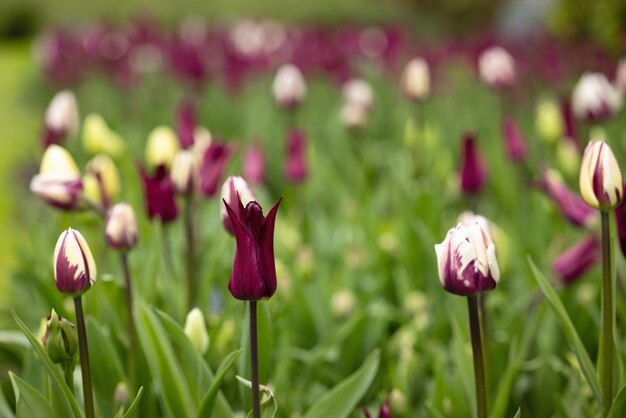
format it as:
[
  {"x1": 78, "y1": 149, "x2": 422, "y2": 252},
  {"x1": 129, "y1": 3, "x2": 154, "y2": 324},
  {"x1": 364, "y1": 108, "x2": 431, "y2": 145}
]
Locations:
[
  {"x1": 460, "y1": 132, "x2": 487, "y2": 194},
  {"x1": 176, "y1": 100, "x2": 196, "y2": 149},
  {"x1": 540, "y1": 170, "x2": 596, "y2": 227},
  {"x1": 243, "y1": 142, "x2": 266, "y2": 184},
  {"x1": 552, "y1": 236, "x2": 600, "y2": 285},
  {"x1": 502, "y1": 117, "x2": 527, "y2": 163},
  {"x1": 614, "y1": 186, "x2": 626, "y2": 258},
  {"x1": 140, "y1": 165, "x2": 178, "y2": 223},
  {"x1": 223, "y1": 196, "x2": 282, "y2": 301},
  {"x1": 284, "y1": 129, "x2": 308, "y2": 183},
  {"x1": 199, "y1": 141, "x2": 233, "y2": 197}
]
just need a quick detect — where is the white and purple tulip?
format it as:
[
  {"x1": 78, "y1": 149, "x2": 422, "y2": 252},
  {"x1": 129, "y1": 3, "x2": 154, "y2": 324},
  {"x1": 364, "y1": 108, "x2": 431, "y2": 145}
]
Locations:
[
  {"x1": 53, "y1": 228, "x2": 97, "y2": 296},
  {"x1": 579, "y1": 140, "x2": 623, "y2": 210},
  {"x1": 105, "y1": 203, "x2": 138, "y2": 251},
  {"x1": 30, "y1": 145, "x2": 83, "y2": 211},
  {"x1": 571, "y1": 73, "x2": 623, "y2": 122}
]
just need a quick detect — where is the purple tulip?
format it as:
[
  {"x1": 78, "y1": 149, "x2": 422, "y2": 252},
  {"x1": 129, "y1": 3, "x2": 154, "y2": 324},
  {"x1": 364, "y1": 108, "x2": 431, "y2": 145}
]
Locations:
[
  {"x1": 614, "y1": 186, "x2": 626, "y2": 258},
  {"x1": 460, "y1": 132, "x2": 487, "y2": 194},
  {"x1": 199, "y1": 141, "x2": 233, "y2": 197},
  {"x1": 552, "y1": 236, "x2": 600, "y2": 285},
  {"x1": 222, "y1": 196, "x2": 282, "y2": 300},
  {"x1": 140, "y1": 165, "x2": 178, "y2": 223},
  {"x1": 502, "y1": 117, "x2": 527, "y2": 163},
  {"x1": 284, "y1": 129, "x2": 308, "y2": 183},
  {"x1": 243, "y1": 142, "x2": 266, "y2": 184},
  {"x1": 53, "y1": 228, "x2": 97, "y2": 296},
  {"x1": 540, "y1": 170, "x2": 596, "y2": 227},
  {"x1": 176, "y1": 100, "x2": 196, "y2": 149}
]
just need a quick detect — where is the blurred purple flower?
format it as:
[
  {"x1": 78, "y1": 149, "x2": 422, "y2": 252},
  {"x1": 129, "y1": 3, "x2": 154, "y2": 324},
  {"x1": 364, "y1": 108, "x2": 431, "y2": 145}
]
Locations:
[
  {"x1": 540, "y1": 170, "x2": 596, "y2": 227},
  {"x1": 176, "y1": 100, "x2": 196, "y2": 149},
  {"x1": 284, "y1": 129, "x2": 308, "y2": 183},
  {"x1": 199, "y1": 141, "x2": 233, "y2": 197},
  {"x1": 552, "y1": 236, "x2": 600, "y2": 285},
  {"x1": 501, "y1": 117, "x2": 527, "y2": 163},
  {"x1": 140, "y1": 165, "x2": 178, "y2": 223},
  {"x1": 244, "y1": 142, "x2": 266, "y2": 184},
  {"x1": 460, "y1": 132, "x2": 487, "y2": 194}
]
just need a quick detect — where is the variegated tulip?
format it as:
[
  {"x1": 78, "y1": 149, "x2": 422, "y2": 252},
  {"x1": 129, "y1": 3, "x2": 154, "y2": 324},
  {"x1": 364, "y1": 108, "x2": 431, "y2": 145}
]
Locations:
[
  {"x1": 400, "y1": 57, "x2": 430, "y2": 101},
  {"x1": 53, "y1": 228, "x2": 97, "y2": 296},
  {"x1": 83, "y1": 154, "x2": 120, "y2": 209},
  {"x1": 572, "y1": 73, "x2": 623, "y2": 122},
  {"x1": 579, "y1": 140, "x2": 623, "y2": 209},
  {"x1": 82, "y1": 113, "x2": 125, "y2": 157},
  {"x1": 478, "y1": 46, "x2": 516, "y2": 89},
  {"x1": 342, "y1": 78, "x2": 374, "y2": 109},
  {"x1": 145, "y1": 126, "x2": 180, "y2": 170},
  {"x1": 105, "y1": 203, "x2": 138, "y2": 251},
  {"x1": 272, "y1": 64, "x2": 307, "y2": 109},
  {"x1": 220, "y1": 176, "x2": 256, "y2": 236},
  {"x1": 30, "y1": 145, "x2": 83, "y2": 211},
  {"x1": 171, "y1": 150, "x2": 196, "y2": 195},
  {"x1": 43, "y1": 90, "x2": 79, "y2": 148}
]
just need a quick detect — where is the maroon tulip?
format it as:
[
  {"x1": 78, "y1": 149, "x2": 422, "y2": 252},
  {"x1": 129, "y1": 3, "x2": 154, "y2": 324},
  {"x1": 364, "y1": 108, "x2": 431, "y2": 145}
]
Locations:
[
  {"x1": 243, "y1": 142, "x2": 266, "y2": 184},
  {"x1": 140, "y1": 165, "x2": 178, "y2": 223},
  {"x1": 501, "y1": 117, "x2": 527, "y2": 163},
  {"x1": 284, "y1": 129, "x2": 308, "y2": 183},
  {"x1": 540, "y1": 170, "x2": 596, "y2": 227},
  {"x1": 223, "y1": 196, "x2": 282, "y2": 300},
  {"x1": 176, "y1": 100, "x2": 196, "y2": 149},
  {"x1": 614, "y1": 186, "x2": 626, "y2": 258},
  {"x1": 199, "y1": 141, "x2": 234, "y2": 197},
  {"x1": 552, "y1": 236, "x2": 600, "y2": 285},
  {"x1": 460, "y1": 132, "x2": 487, "y2": 194}
]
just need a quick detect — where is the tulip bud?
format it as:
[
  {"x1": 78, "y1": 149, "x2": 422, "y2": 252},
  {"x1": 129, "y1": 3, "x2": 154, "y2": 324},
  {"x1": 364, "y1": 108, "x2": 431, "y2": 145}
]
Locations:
[
  {"x1": 53, "y1": 228, "x2": 97, "y2": 296},
  {"x1": 571, "y1": 72, "x2": 623, "y2": 122},
  {"x1": 501, "y1": 117, "x2": 527, "y2": 163},
  {"x1": 113, "y1": 382, "x2": 130, "y2": 409},
  {"x1": 459, "y1": 132, "x2": 487, "y2": 194},
  {"x1": 535, "y1": 98, "x2": 565, "y2": 143},
  {"x1": 284, "y1": 129, "x2": 308, "y2": 183},
  {"x1": 552, "y1": 236, "x2": 600, "y2": 285},
  {"x1": 30, "y1": 144, "x2": 83, "y2": 211},
  {"x1": 540, "y1": 169, "x2": 596, "y2": 227},
  {"x1": 579, "y1": 140, "x2": 623, "y2": 209},
  {"x1": 615, "y1": 57, "x2": 626, "y2": 93},
  {"x1": 220, "y1": 176, "x2": 255, "y2": 235},
  {"x1": 82, "y1": 113, "x2": 126, "y2": 157},
  {"x1": 389, "y1": 388, "x2": 408, "y2": 416},
  {"x1": 176, "y1": 100, "x2": 196, "y2": 149},
  {"x1": 193, "y1": 126, "x2": 213, "y2": 156},
  {"x1": 478, "y1": 46, "x2": 516, "y2": 89},
  {"x1": 171, "y1": 150, "x2": 196, "y2": 194},
  {"x1": 331, "y1": 289, "x2": 356, "y2": 318},
  {"x1": 340, "y1": 102, "x2": 369, "y2": 132},
  {"x1": 400, "y1": 57, "x2": 431, "y2": 101},
  {"x1": 184, "y1": 308, "x2": 209, "y2": 355},
  {"x1": 457, "y1": 211, "x2": 494, "y2": 240},
  {"x1": 83, "y1": 154, "x2": 120, "y2": 208},
  {"x1": 243, "y1": 142, "x2": 266, "y2": 184},
  {"x1": 42, "y1": 309, "x2": 78, "y2": 366},
  {"x1": 146, "y1": 126, "x2": 180, "y2": 170},
  {"x1": 43, "y1": 90, "x2": 79, "y2": 148},
  {"x1": 140, "y1": 165, "x2": 178, "y2": 223},
  {"x1": 342, "y1": 78, "x2": 374, "y2": 109},
  {"x1": 272, "y1": 64, "x2": 307, "y2": 109},
  {"x1": 198, "y1": 141, "x2": 233, "y2": 197},
  {"x1": 105, "y1": 203, "x2": 138, "y2": 251},
  {"x1": 434, "y1": 221, "x2": 500, "y2": 296}
]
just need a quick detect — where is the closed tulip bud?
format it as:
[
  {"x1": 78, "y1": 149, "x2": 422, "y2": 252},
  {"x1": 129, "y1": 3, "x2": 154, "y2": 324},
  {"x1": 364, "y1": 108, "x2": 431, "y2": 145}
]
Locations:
[
  {"x1": 176, "y1": 100, "x2": 196, "y2": 149},
  {"x1": 457, "y1": 211, "x2": 494, "y2": 240},
  {"x1": 82, "y1": 114, "x2": 126, "y2": 157},
  {"x1": 42, "y1": 309, "x2": 78, "y2": 366},
  {"x1": 272, "y1": 64, "x2": 307, "y2": 109},
  {"x1": 284, "y1": 129, "x2": 308, "y2": 183},
  {"x1": 43, "y1": 90, "x2": 79, "y2": 148},
  {"x1": 540, "y1": 169, "x2": 596, "y2": 227},
  {"x1": 171, "y1": 150, "x2": 196, "y2": 194},
  {"x1": 53, "y1": 228, "x2": 97, "y2": 296},
  {"x1": 459, "y1": 132, "x2": 487, "y2": 194},
  {"x1": 223, "y1": 196, "x2": 282, "y2": 300},
  {"x1": 501, "y1": 117, "x2": 527, "y2": 163},
  {"x1": 243, "y1": 142, "x2": 266, "y2": 184},
  {"x1": 556, "y1": 140, "x2": 581, "y2": 179},
  {"x1": 146, "y1": 126, "x2": 180, "y2": 170},
  {"x1": 572, "y1": 73, "x2": 623, "y2": 122},
  {"x1": 331, "y1": 289, "x2": 356, "y2": 318},
  {"x1": 30, "y1": 144, "x2": 83, "y2": 211},
  {"x1": 342, "y1": 78, "x2": 374, "y2": 109},
  {"x1": 105, "y1": 203, "x2": 138, "y2": 251},
  {"x1": 615, "y1": 57, "x2": 626, "y2": 93},
  {"x1": 140, "y1": 165, "x2": 178, "y2": 223},
  {"x1": 535, "y1": 98, "x2": 564, "y2": 143},
  {"x1": 84, "y1": 154, "x2": 120, "y2": 208},
  {"x1": 389, "y1": 389, "x2": 407, "y2": 416},
  {"x1": 199, "y1": 141, "x2": 233, "y2": 197},
  {"x1": 113, "y1": 383, "x2": 130, "y2": 409},
  {"x1": 340, "y1": 102, "x2": 368, "y2": 132},
  {"x1": 579, "y1": 140, "x2": 623, "y2": 209},
  {"x1": 552, "y1": 236, "x2": 600, "y2": 285},
  {"x1": 400, "y1": 57, "x2": 430, "y2": 101},
  {"x1": 193, "y1": 126, "x2": 213, "y2": 156},
  {"x1": 220, "y1": 176, "x2": 255, "y2": 235},
  {"x1": 184, "y1": 308, "x2": 209, "y2": 354},
  {"x1": 478, "y1": 46, "x2": 516, "y2": 89},
  {"x1": 435, "y1": 221, "x2": 500, "y2": 296}
]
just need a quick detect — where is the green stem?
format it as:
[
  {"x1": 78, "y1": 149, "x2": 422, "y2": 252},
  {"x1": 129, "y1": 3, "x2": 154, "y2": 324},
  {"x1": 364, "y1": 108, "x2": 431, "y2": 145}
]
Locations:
[
  {"x1": 120, "y1": 253, "x2": 137, "y2": 391},
  {"x1": 74, "y1": 297, "x2": 95, "y2": 418},
  {"x1": 600, "y1": 210, "x2": 614, "y2": 416},
  {"x1": 184, "y1": 194, "x2": 196, "y2": 310},
  {"x1": 161, "y1": 223, "x2": 175, "y2": 278},
  {"x1": 250, "y1": 301, "x2": 261, "y2": 418},
  {"x1": 468, "y1": 295, "x2": 487, "y2": 418},
  {"x1": 62, "y1": 363, "x2": 74, "y2": 393}
]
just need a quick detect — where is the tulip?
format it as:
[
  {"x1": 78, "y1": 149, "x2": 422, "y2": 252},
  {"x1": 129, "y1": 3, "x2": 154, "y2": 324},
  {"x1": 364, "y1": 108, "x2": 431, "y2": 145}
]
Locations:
[
  {"x1": 460, "y1": 132, "x2": 487, "y2": 194},
  {"x1": 193, "y1": 126, "x2": 213, "y2": 156},
  {"x1": 400, "y1": 57, "x2": 430, "y2": 101},
  {"x1": 478, "y1": 46, "x2": 516, "y2": 89},
  {"x1": 243, "y1": 142, "x2": 266, "y2": 184},
  {"x1": 82, "y1": 114, "x2": 126, "y2": 157},
  {"x1": 552, "y1": 236, "x2": 600, "y2": 285},
  {"x1": 43, "y1": 90, "x2": 79, "y2": 148},
  {"x1": 535, "y1": 98, "x2": 564, "y2": 143},
  {"x1": 284, "y1": 129, "x2": 308, "y2": 183},
  {"x1": 176, "y1": 100, "x2": 196, "y2": 149},
  {"x1": 342, "y1": 78, "x2": 374, "y2": 109},
  {"x1": 83, "y1": 154, "x2": 120, "y2": 209},
  {"x1": 540, "y1": 169, "x2": 596, "y2": 227},
  {"x1": 272, "y1": 64, "x2": 307, "y2": 110},
  {"x1": 42, "y1": 309, "x2": 78, "y2": 366},
  {"x1": 140, "y1": 165, "x2": 178, "y2": 223},
  {"x1": 54, "y1": 228, "x2": 97, "y2": 296},
  {"x1": 615, "y1": 57, "x2": 626, "y2": 93},
  {"x1": 184, "y1": 308, "x2": 210, "y2": 355},
  {"x1": 145, "y1": 126, "x2": 180, "y2": 170},
  {"x1": 171, "y1": 150, "x2": 196, "y2": 195},
  {"x1": 340, "y1": 101, "x2": 369, "y2": 132},
  {"x1": 457, "y1": 211, "x2": 494, "y2": 240},
  {"x1": 220, "y1": 176, "x2": 256, "y2": 235},
  {"x1": 105, "y1": 203, "x2": 138, "y2": 251},
  {"x1": 30, "y1": 144, "x2": 83, "y2": 211},
  {"x1": 579, "y1": 140, "x2": 623, "y2": 210},
  {"x1": 198, "y1": 141, "x2": 233, "y2": 197},
  {"x1": 571, "y1": 73, "x2": 622, "y2": 122},
  {"x1": 501, "y1": 117, "x2": 527, "y2": 163}
]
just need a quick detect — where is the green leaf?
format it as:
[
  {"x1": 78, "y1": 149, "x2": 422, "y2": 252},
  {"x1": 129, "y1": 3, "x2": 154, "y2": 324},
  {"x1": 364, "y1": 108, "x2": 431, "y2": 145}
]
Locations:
[
  {"x1": 608, "y1": 384, "x2": 626, "y2": 418},
  {"x1": 11, "y1": 310, "x2": 82, "y2": 418},
  {"x1": 113, "y1": 387, "x2": 144, "y2": 418},
  {"x1": 196, "y1": 349, "x2": 242, "y2": 418},
  {"x1": 527, "y1": 257, "x2": 602, "y2": 404},
  {"x1": 302, "y1": 349, "x2": 380, "y2": 418},
  {"x1": 235, "y1": 376, "x2": 278, "y2": 418},
  {"x1": 9, "y1": 372, "x2": 53, "y2": 418},
  {"x1": 513, "y1": 407, "x2": 521, "y2": 418}
]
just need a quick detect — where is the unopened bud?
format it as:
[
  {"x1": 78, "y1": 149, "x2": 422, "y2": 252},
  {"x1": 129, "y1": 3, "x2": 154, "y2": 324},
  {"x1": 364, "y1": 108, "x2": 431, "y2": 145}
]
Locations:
[
  {"x1": 184, "y1": 308, "x2": 209, "y2": 355},
  {"x1": 146, "y1": 126, "x2": 180, "y2": 170},
  {"x1": 105, "y1": 203, "x2": 138, "y2": 251}
]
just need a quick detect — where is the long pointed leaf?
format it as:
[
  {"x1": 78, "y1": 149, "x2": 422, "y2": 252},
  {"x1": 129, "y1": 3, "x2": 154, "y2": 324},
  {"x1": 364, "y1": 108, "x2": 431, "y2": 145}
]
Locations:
[
  {"x1": 196, "y1": 349, "x2": 242, "y2": 418},
  {"x1": 9, "y1": 373, "x2": 53, "y2": 418}
]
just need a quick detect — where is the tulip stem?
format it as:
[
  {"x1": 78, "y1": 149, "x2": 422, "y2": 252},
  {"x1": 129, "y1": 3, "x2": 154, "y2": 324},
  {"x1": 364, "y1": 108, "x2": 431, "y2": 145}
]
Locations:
[
  {"x1": 62, "y1": 363, "x2": 74, "y2": 392},
  {"x1": 468, "y1": 295, "x2": 487, "y2": 418},
  {"x1": 120, "y1": 253, "x2": 136, "y2": 391},
  {"x1": 161, "y1": 224, "x2": 175, "y2": 278},
  {"x1": 73, "y1": 297, "x2": 95, "y2": 418},
  {"x1": 184, "y1": 194, "x2": 196, "y2": 310},
  {"x1": 249, "y1": 301, "x2": 261, "y2": 418},
  {"x1": 600, "y1": 210, "x2": 614, "y2": 416}
]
